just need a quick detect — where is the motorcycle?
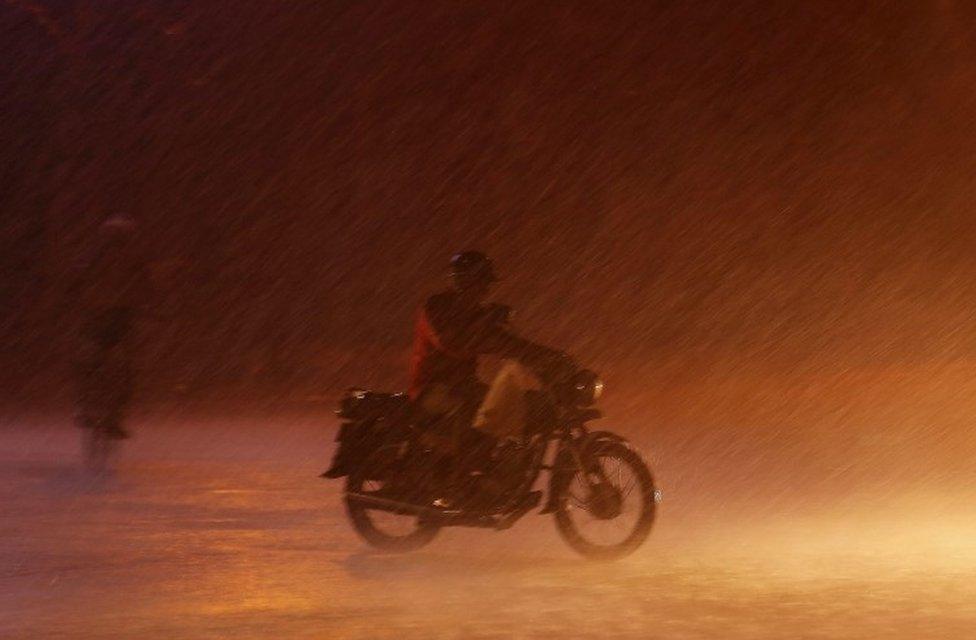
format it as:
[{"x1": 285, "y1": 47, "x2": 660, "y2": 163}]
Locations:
[{"x1": 322, "y1": 365, "x2": 659, "y2": 560}]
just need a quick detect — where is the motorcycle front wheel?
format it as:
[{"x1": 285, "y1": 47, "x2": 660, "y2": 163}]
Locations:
[{"x1": 554, "y1": 439, "x2": 657, "y2": 560}]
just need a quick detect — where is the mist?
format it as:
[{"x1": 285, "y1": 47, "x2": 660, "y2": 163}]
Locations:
[{"x1": 3, "y1": 2, "x2": 976, "y2": 638}]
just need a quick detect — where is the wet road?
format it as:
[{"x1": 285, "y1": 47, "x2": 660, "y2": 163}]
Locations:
[{"x1": 2, "y1": 416, "x2": 975, "y2": 639}]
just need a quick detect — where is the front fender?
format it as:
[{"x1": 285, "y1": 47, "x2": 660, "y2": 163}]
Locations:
[
  {"x1": 579, "y1": 430, "x2": 627, "y2": 450},
  {"x1": 552, "y1": 430, "x2": 629, "y2": 471}
]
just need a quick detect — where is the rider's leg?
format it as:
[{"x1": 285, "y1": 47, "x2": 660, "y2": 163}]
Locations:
[
  {"x1": 413, "y1": 382, "x2": 495, "y2": 508},
  {"x1": 454, "y1": 366, "x2": 544, "y2": 510},
  {"x1": 472, "y1": 361, "x2": 540, "y2": 441},
  {"x1": 102, "y1": 309, "x2": 134, "y2": 439},
  {"x1": 74, "y1": 317, "x2": 104, "y2": 430}
]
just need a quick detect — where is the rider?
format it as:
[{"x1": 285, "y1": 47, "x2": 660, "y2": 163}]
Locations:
[
  {"x1": 71, "y1": 216, "x2": 149, "y2": 440},
  {"x1": 409, "y1": 251, "x2": 574, "y2": 479}
]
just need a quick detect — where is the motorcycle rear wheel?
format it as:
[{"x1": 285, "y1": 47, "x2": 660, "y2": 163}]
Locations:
[
  {"x1": 344, "y1": 469, "x2": 440, "y2": 552},
  {"x1": 554, "y1": 439, "x2": 656, "y2": 560}
]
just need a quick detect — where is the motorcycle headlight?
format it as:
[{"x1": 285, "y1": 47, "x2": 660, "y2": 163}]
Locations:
[{"x1": 571, "y1": 370, "x2": 604, "y2": 406}]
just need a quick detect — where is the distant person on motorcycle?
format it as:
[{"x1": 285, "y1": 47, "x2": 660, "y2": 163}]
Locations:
[{"x1": 408, "y1": 251, "x2": 574, "y2": 480}]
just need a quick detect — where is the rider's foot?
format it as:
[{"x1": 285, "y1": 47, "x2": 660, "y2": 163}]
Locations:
[
  {"x1": 431, "y1": 485, "x2": 494, "y2": 514},
  {"x1": 431, "y1": 497, "x2": 454, "y2": 509}
]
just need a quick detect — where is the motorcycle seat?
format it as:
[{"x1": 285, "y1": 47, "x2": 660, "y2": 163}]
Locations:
[{"x1": 337, "y1": 388, "x2": 412, "y2": 420}]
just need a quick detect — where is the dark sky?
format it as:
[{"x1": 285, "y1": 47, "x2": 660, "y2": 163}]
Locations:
[{"x1": 3, "y1": 1, "x2": 976, "y2": 397}]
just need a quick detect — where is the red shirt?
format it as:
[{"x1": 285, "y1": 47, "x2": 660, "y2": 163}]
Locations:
[{"x1": 409, "y1": 292, "x2": 487, "y2": 399}]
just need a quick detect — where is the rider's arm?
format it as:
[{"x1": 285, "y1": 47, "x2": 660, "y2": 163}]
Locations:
[
  {"x1": 482, "y1": 327, "x2": 572, "y2": 374},
  {"x1": 478, "y1": 324, "x2": 576, "y2": 382},
  {"x1": 423, "y1": 295, "x2": 575, "y2": 379}
]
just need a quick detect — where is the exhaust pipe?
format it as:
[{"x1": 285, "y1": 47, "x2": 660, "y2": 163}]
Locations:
[
  {"x1": 345, "y1": 492, "x2": 440, "y2": 517},
  {"x1": 344, "y1": 492, "x2": 499, "y2": 528}
]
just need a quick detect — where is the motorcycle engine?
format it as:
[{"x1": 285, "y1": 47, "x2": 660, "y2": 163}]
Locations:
[{"x1": 484, "y1": 440, "x2": 532, "y2": 492}]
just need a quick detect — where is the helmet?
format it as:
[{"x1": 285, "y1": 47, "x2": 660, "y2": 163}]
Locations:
[{"x1": 450, "y1": 250, "x2": 498, "y2": 290}]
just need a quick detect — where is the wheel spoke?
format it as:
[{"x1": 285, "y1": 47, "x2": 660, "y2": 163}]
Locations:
[
  {"x1": 565, "y1": 478, "x2": 591, "y2": 510},
  {"x1": 619, "y1": 474, "x2": 638, "y2": 499},
  {"x1": 568, "y1": 495, "x2": 591, "y2": 512}
]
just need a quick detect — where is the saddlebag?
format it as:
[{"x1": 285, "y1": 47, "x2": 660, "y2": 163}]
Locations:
[{"x1": 322, "y1": 389, "x2": 412, "y2": 479}]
